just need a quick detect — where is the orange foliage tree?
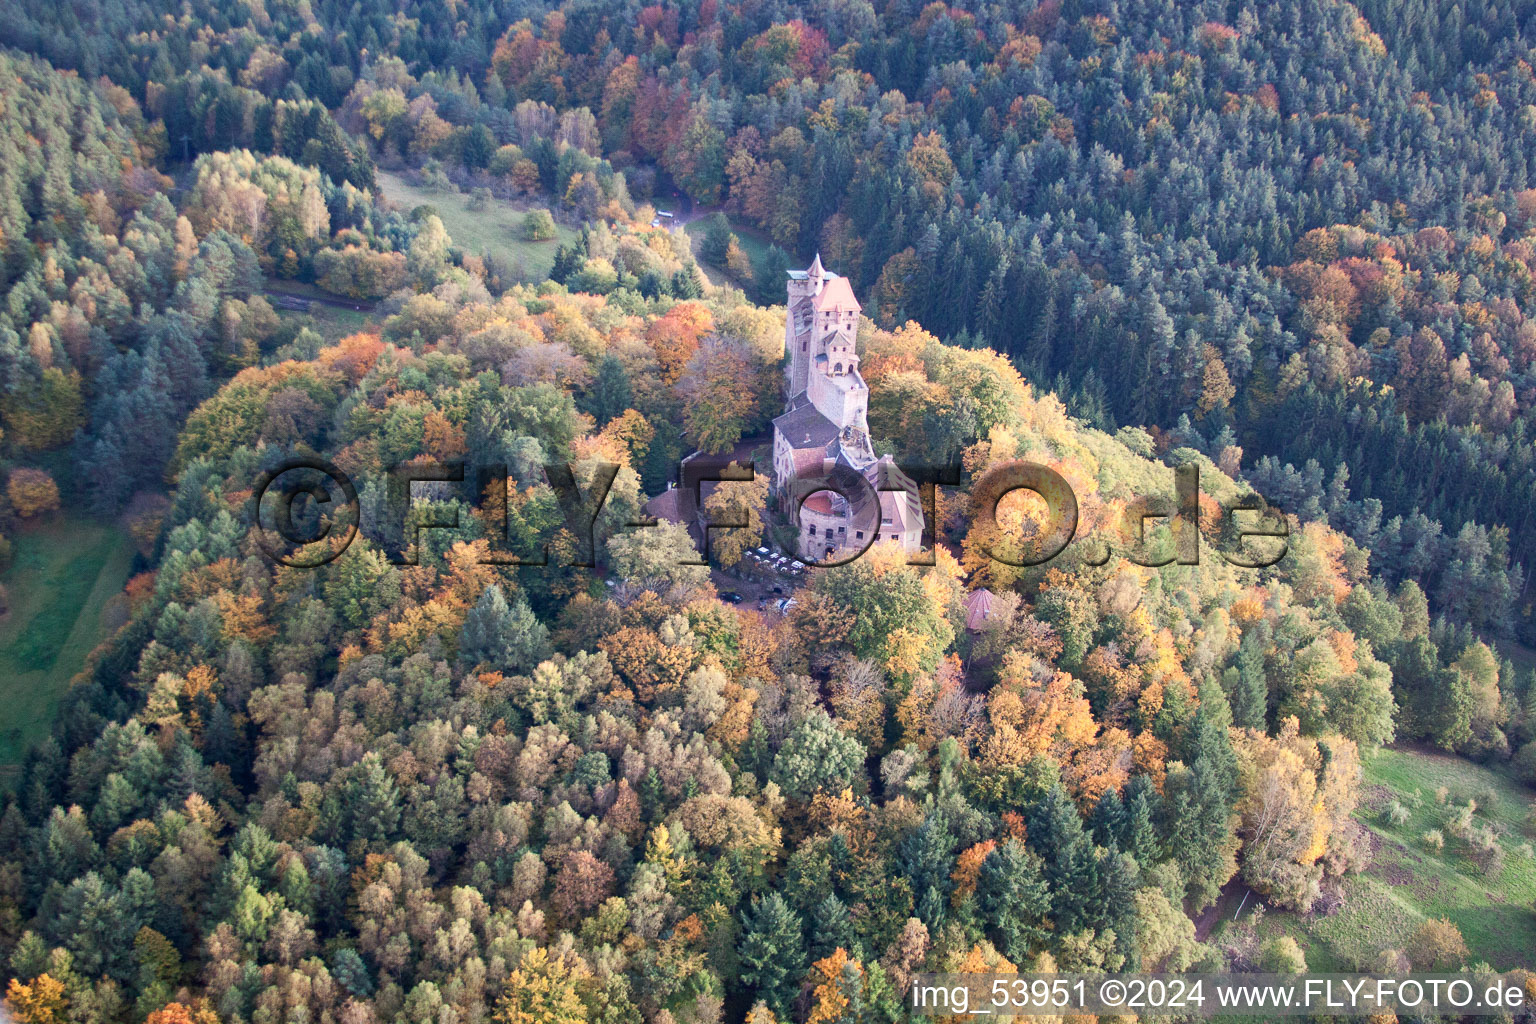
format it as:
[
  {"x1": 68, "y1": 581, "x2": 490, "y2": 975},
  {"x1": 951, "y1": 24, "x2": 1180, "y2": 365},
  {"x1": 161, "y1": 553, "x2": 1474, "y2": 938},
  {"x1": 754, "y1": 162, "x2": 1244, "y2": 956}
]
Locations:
[
  {"x1": 7, "y1": 468, "x2": 60, "y2": 518},
  {"x1": 5, "y1": 974, "x2": 67, "y2": 1024}
]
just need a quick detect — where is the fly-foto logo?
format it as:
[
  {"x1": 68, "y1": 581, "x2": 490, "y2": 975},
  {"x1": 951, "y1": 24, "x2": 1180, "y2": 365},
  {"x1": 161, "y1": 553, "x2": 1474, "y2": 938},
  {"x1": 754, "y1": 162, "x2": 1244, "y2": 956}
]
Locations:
[{"x1": 247, "y1": 456, "x2": 1289, "y2": 570}]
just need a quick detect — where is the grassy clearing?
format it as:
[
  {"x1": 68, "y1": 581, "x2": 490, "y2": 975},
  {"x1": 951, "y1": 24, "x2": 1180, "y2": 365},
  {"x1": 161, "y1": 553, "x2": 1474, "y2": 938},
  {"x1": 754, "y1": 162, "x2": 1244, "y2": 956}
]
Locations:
[
  {"x1": 377, "y1": 170, "x2": 579, "y2": 282},
  {"x1": 1217, "y1": 747, "x2": 1536, "y2": 971},
  {"x1": 681, "y1": 213, "x2": 784, "y2": 290},
  {"x1": 0, "y1": 517, "x2": 134, "y2": 783},
  {"x1": 289, "y1": 303, "x2": 372, "y2": 344},
  {"x1": 1498, "y1": 639, "x2": 1536, "y2": 676}
]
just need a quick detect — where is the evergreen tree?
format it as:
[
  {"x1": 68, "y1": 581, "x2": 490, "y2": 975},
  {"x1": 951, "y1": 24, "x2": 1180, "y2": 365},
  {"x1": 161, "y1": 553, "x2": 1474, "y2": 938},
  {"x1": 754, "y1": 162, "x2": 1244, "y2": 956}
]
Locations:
[
  {"x1": 551, "y1": 243, "x2": 585, "y2": 283},
  {"x1": 1026, "y1": 783, "x2": 1100, "y2": 937},
  {"x1": 1230, "y1": 627, "x2": 1270, "y2": 730},
  {"x1": 458, "y1": 585, "x2": 551, "y2": 675},
  {"x1": 754, "y1": 245, "x2": 791, "y2": 305},
  {"x1": 1161, "y1": 694, "x2": 1239, "y2": 910},
  {"x1": 1089, "y1": 789, "x2": 1127, "y2": 849},
  {"x1": 809, "y1": 893, "x2": 856, "y2": 962},
  {"x1": 897, "y1": 813, "x2": 955, "y2": 931},
  {"x1": 738, "y1": 893, "x2": 807, "y2": 1018},
  {"x1": 332, "y1": 947, "x2": 374, "y2": 997},
  {"x1": 671, "y1": 267, "x2": 702, "y2": 299},
  {"x1": 1395, "y1": 636, "x2": 1474, "y2": 749},
  {"x1": 699, "y1": 213, "x2": 733, "y2": 265},
  {"x1": 345, "y1": 753, "x2": 402, "y2": 846},
  {"x1": 1120, "y1": 776, "x2": 1162, "y2": 867},
  {"x1": 976, "y1": 838, "x2": 1051, "y2": 962}
]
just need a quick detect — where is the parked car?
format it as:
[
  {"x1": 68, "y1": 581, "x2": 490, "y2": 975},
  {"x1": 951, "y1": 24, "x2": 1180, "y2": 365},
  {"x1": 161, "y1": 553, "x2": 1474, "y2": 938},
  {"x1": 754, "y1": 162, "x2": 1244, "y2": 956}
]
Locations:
[{"x1": 720, "y1": 591, "x2": 743, "y2": 604}]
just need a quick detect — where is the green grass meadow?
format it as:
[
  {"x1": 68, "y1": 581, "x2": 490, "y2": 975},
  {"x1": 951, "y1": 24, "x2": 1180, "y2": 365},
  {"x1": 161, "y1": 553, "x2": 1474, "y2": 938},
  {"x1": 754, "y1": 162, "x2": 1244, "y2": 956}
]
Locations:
[
  {"x1": 677, "y1": 212, "x2": 775, "y2": 264},
  {"x1": 378, "y1": 170, "x2": 579, "y2": 282},
  {"x1": 289, "y1": 300, "x2": 372, "y2": 345},
  {"x1": 0, "y1": 517, "x2": 134, "y2": 785},
  {"x1": 681, "y1": 213, "x2": 780, "y2": 291},
  {"x1": 1215, "y1": 747, "x2": 1536, "y2": 971}
]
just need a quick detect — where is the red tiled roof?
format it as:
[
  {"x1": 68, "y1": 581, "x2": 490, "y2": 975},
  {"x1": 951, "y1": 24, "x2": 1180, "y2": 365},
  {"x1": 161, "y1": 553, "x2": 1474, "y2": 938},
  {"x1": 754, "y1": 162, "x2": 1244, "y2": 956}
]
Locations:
[
  {"x1": 964, "y1": 588, "x2": 996, "y2": 630},
  {"x1": 803, "y1": 492, "x2": 836, "y2": 515},
  {"x1": 811, "y1": 276, "x2": 861, "y2": 312},
  {"x1": 643, "y1": 488, "x2": 685, "y2": 525}
]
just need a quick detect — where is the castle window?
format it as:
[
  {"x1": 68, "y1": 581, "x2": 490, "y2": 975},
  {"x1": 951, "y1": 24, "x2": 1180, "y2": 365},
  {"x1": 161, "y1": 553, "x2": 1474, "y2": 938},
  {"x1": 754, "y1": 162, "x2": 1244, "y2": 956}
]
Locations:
[
  {"x1": 855, "y1": 531, "x2": 863, "y2": 539},
  {"x1": 802, "y1": 342, "x2": 807, "y2": 351},
  {"x1": 809, "y1": 524, "x2": 817, "y2": 536}
]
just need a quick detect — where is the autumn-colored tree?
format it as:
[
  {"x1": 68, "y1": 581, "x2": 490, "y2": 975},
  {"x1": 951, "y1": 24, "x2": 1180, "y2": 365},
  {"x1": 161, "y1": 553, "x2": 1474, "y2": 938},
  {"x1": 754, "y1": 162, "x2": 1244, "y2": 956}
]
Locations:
[
  {"x1": 1196, "y1": 344, "x2": 1236, "y2": 416},
  {"x1": 949, "y1": 840, "x2": 996, "y2": 907},
  {"x1": 646, "y1": 302, "x2": 714, "y2": 384},
  {"x1": 5, "y1": 974, "x2": 66, "y2": 1024},
  {"x1": 873, "y1": 249, "x2": 921, "y2": 327},
  {"x1": 144, "y1": 1003, "x2": 221, "y2": 1024},
  {"x1": 827, "y1": 659, "x2": 887, "y2": 746},
  {"x1": 7, "y1": 468, "x2": 60, "y2": 518},
  {"x1": 1406, "y1": 918, "x2": 1469, "y2": 970},
  {"x1": 491, "y1": 948, "x2": 590, "y2": 1024},
  {"x1": 1232, "y1": 720, "x2": 1361, "y2": 909},
  {"x1": 1, "y1": 367, "x2": 84, "y2": 450},
  {"x1": 551, "y1": 850, "x2": 616, "y2": 923},
  {"x1": 805, "y1": 949, "x2": 864, "y2": 1024},
  {"x1": 726, "y1": 237, "x2": 754, "y2": 282},
  {"x1": 1394, "y1": 327, "x2": 1452, "y2": 423},
  {"x1": 906, "y1": 131, "x2": 956, "y2": 188},
  {"x1": 678, "y1": 336, "x2": 763, "y2": 454},
  {"x1": 982, "y1": 653, "x2": 1098, "y2": 777},
  {"x1": 701, "y1": 472, "x2": 769, "y2": 566},
  {"x1": 596, "y1": 409, "x2": 654, "y2": 468}
]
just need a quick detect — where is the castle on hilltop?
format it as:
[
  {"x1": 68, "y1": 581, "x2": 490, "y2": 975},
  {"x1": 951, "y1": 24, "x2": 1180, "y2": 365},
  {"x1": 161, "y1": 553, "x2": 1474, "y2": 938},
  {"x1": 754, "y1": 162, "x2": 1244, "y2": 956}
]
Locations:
[{"x1": 772, "y1": 256, "x2": 924, "y2": 561}]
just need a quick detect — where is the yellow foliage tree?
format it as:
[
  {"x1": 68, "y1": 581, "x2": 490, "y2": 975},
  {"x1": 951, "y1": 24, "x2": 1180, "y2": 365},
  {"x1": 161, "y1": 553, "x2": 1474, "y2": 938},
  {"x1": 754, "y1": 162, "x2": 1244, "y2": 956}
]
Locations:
[
  {"x1": 5, "y1": 974, "x2": 67, "y2": 1024},
  {"x1": 805, "y1": 949, "x2": 864, "y2": 1024},
  {"x1": 7, "y1": 468, "x2": 60, "y2": 518},
  {"x1": 491, "y1": 948, "x2": 590, "y2": 1024},
  {"x1": 702, "y1": 474, "x2": 769, "y2": 567},
  {"x1": 982, "y1": 654, "x2": 1098, "y2": 768},
  {"x1": 1233, "y1": 719, "x2": 1361, "y2": 909}
]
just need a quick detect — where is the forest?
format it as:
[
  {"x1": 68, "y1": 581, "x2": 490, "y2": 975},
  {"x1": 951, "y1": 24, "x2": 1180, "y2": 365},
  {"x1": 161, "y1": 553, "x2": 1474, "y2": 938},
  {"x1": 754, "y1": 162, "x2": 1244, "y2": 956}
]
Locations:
[{"x1": 0, "y1": 0, "x2": 1532, "y2": 1018}]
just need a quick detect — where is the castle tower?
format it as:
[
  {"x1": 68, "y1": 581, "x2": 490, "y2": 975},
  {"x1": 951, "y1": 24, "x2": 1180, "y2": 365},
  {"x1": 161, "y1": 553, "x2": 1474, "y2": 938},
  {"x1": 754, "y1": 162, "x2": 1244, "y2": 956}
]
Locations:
[
  {"x1": 772, "y1": 257, "x2": 925, "y2": 561},
  {"x1": 784, "y1": 254, "x2": 823, "y2": 400}
]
